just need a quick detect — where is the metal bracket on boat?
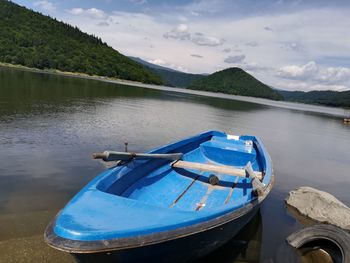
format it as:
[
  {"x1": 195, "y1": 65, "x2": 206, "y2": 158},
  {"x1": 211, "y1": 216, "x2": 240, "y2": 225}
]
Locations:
[{"x1": 124, "y1": 142, "x2": 128, "y2": 152}]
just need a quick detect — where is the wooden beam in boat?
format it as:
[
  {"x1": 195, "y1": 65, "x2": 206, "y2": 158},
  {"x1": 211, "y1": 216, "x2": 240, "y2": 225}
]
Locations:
[{"x1": 172, "y1": 160, "x2": 263, "y2": 180}]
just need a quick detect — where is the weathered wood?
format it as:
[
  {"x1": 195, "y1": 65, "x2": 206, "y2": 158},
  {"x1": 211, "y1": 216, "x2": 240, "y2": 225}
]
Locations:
[
  {"x1": 245, "y1": 162, "x2": 265, "y2": 196},
  {"x1": 172, "y1": 160, "x2": 263, "y2": 180}
]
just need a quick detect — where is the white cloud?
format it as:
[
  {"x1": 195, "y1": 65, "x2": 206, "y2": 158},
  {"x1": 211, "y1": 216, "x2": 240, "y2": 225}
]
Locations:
[
  {"x1": 277, "y1": 61, "x2": 350, "y2": 91},
  {"x1": 33, "y1": 1, "x2": 56, "y2": 12},
  {"x1": 68, "y1": 8, "x2": 83, "y2": 15},
  {"x1": 224, "y1": 55, "x2": 246, "y2": 64},
  {"x1": 275, "y1": 81, "x2": 348, "y2": 92},
  {"x1": 278, "y1": 61, "x2": 319, "y2": 80},
  {"x1": 97, "y1": 21, "x2": 109, "y2": 27},
  {"x1": 191, "y1": 32, "x2": 224, "y2": 47},
  {"x1": 68, "y1": 7, "x2": 107, "y2": 19},
  {"x1": 278, "y1": 61, "x2": 350, "y2": 84},
  {"x1": 178, "y1": 15, "x2": 188, "y2": 22},
  {"x1": 129, "y1": 0, "x2": 148, "y2": 4},
  {"x1": 222, "y1": 54, "x2": 269, "y2": 73},
  {"x1": 56, "y1": 4, "x2": 350, "y2": 91},
  {"x1": 264, "y1": 26, "x2": 273, "y2": 31},
  {"x1": 148, "y1": 58, "x2": 189, "y2": 72},
  {"x1": 310, "y1": 84, "x2": 348, "y2": 91},
  {"x1": 242, "y1": 62, "x2": 271, "y2": 72},
  {"x1": 163, "y1": 24, "x2": 191, "y2": 40},
  {"x1": 163, "y1": 25, "x2": 223, "y2": 47},
  {"x1": 183, "y1": 0, "x2": 228, "y2": 15},
  {"x1": 149, "y1": 58, "x2": 166, "y2": 65},
  {"x1": 245, "y1": 41, "x2": 258, "y2": 47},
  {"x1": 280, "y1": 41, "x2": 303, "y2": 52}
]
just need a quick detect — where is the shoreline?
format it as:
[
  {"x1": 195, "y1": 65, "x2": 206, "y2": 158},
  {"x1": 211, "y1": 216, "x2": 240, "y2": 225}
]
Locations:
[{"x1": 0, "y1": 62, "x2": 346, "y2": 118}]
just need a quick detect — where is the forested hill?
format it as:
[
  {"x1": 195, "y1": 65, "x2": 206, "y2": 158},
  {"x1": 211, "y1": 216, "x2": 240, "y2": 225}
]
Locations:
[
  {"x1": 188, "y1": 67, "x2": 283, "y2": 100},
  {"x1": 278, "y1": 90, "x2": 350, "y2": 108},
  {"x1": 0, "y1": 1, "x2": 162, "y2": 84},
  {"x1": 129, "y1": 56, "x2": 205, "y2": 87}
]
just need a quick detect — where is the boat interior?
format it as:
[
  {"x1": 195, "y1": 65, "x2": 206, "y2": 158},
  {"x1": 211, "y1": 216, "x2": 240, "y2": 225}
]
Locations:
[{"x1": 97, "y1": 134, "x2": 264, "y2": 212}]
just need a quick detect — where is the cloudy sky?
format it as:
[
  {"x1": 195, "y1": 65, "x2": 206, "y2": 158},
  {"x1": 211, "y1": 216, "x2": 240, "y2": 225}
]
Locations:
[{"x1": 13, "y1": 0, "x2": 350, "y2": 91}]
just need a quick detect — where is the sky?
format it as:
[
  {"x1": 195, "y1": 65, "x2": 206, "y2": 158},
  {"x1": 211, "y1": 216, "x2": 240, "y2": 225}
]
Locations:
[{"x1": 13, "y1": 0, "x2": 350, "y2": 91}]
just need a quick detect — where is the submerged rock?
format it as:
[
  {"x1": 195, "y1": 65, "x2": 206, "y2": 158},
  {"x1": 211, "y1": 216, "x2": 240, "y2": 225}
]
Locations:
[{"x1": 285, "y1": 186, "x2": 350, "y2": 232}]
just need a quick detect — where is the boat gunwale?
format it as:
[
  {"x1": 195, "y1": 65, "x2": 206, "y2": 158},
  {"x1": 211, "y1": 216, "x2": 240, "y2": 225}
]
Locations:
[{"x1": 44, "y1": 174, "x2": 274, "y2": 254}]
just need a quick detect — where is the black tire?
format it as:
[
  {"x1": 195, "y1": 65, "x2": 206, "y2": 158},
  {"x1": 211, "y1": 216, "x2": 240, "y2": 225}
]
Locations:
[{"x1": 286, "y1": 224, "x2": 350, "y2": 263}]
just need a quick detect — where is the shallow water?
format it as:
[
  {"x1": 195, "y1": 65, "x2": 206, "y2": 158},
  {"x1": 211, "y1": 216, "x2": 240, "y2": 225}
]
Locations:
[{"x1": 0, "y1": 67, "x2": 350, "y2": 262}]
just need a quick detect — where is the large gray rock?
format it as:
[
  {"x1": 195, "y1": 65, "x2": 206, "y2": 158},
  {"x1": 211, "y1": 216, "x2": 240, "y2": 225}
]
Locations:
[{"x1": 285, "y1": 186, "x2": 350, "y2": 232}]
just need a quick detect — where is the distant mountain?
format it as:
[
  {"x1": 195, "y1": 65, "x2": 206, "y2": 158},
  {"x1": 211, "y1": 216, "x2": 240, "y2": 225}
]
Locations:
[
  {"x1": 188, "y1": 67, "x2": 283, "y2": 100},
  {"x1": 278, "y1": 90, "x2": 350, "y2": 108},
  {"x1": 129, "y1": 57, "x2": 204, "y2": 87},
  {"x1": 0, "y1": 1, "x2": 162, "y2": 84}
]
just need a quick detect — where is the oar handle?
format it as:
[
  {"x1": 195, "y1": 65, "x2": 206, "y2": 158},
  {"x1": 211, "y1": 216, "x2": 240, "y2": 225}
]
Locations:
[
  {"x1": 92, "y1": 151, "x2": 109, "y2": 160},
  {"x1": 92, "y1": 151, "x2": 135, "y2": 162}
]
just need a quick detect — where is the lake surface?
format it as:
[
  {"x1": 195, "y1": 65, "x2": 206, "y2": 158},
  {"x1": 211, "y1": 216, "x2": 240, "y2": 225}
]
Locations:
[{"x1": 0, "y1": 66, "x2": 350, "y2": 262}]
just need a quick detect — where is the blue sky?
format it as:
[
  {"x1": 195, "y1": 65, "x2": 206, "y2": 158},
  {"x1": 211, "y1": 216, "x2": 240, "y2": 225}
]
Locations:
[{"x1": 13, "y1": 0, "x2": 350, "y2": 91}]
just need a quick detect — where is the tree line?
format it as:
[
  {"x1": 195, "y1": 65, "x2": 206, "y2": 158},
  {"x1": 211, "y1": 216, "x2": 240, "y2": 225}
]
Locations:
[{"x1": 0, "y1": 1, "x2": 162, "y2": 84}]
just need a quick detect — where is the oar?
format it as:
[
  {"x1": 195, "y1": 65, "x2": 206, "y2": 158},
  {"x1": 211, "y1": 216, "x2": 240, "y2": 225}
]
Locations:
[
  {"x1": 92, "y1": 151, "x2": 183, "y2": 162},
  {"x1": 172, "y1": 160, "x2": 265, "y2": 195}
]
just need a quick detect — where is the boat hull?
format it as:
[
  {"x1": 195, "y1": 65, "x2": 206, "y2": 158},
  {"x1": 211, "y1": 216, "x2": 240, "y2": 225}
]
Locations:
[
  {"x1": 73, "y1": 205, "x2": 260, "y2": 263},
  {"x1": 45, "y1": 131, "x2": 275, "y2": 262}
]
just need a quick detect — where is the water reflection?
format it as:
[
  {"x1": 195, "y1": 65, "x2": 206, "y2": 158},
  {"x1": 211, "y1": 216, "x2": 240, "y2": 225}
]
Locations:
[
  {"x1": 1, "y1": 67, "x2": 350, "y2": 262},
  {"x1": 201, "y1": 211, "x2": 262, "y2": 263}
]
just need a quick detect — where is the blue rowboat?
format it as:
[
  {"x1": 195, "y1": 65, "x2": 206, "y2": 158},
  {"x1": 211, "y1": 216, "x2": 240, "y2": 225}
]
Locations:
[{"x1": 45, "y1": 130, "x2": 274, "y2": 262}]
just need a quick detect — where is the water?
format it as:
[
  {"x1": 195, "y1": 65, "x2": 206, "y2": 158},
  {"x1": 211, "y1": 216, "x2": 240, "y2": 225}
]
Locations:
[{"x1": 0, "y1": 67, "x2": 349, "y2": 262}]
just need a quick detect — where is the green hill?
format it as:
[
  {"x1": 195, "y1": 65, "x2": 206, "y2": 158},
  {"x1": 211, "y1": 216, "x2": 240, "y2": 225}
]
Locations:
[
  {"x1": 0, "y1": 1, "x2": 162, "y2": 84},
  {"x1": 146, "y1": 67, "x2": 204, "y2": 88},
  {"x1": 129, "y1": 57, "x2": 204, "y2": 87},
  {"x1": 188, "y1": 67, "x2": 283, "y2": 100},
  {"x1": 278, "y1": 90, "x2": 350, "y2": 108}
]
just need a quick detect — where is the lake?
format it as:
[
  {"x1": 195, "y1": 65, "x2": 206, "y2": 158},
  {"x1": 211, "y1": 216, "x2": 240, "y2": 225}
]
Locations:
[{"x1": 0, "y1": 66, "x2": 349, "y2": 262}]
